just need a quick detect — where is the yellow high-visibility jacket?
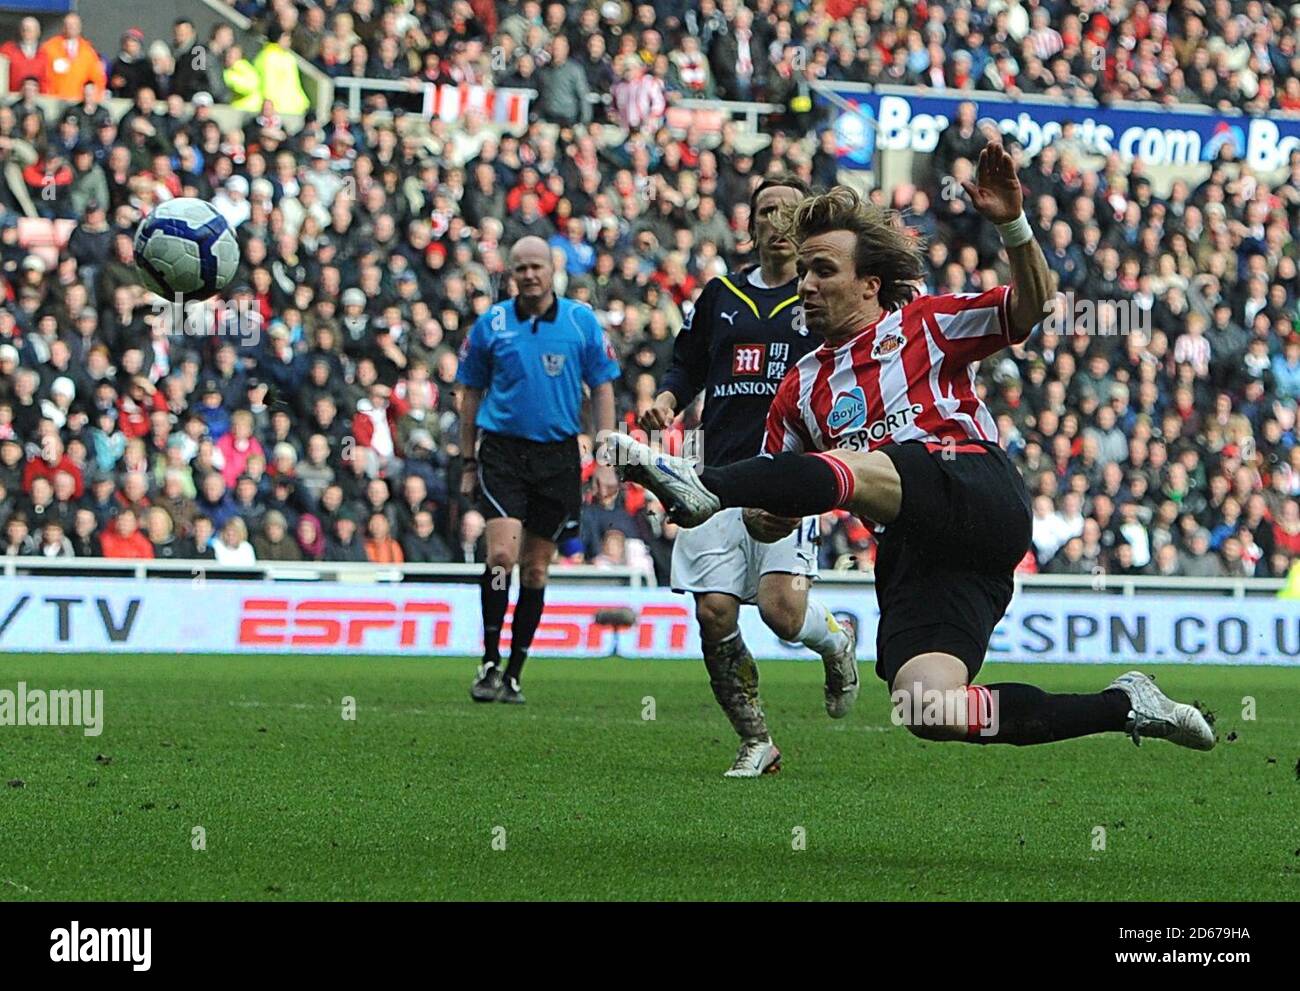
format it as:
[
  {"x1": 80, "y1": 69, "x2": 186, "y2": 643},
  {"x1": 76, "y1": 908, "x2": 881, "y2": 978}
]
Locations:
[
  {"x1": 1280, "y1": 560, "x2": 1300, "y2": 599},
  {"x1": 253, "y1": 42, "x2": 309, "y2": 116},
  {"x1": 224, "y1": 58, "x2": 263, "y2": 113}
]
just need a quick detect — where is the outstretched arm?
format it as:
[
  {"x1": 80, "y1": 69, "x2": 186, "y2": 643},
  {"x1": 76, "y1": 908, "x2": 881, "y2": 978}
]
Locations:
[{"x1": 962, "y1": 142, "x2": 1053, "y2": 343}]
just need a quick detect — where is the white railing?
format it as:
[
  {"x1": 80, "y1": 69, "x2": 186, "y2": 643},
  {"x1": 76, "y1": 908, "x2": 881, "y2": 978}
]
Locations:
[
  {"x1": 0, "y1": 557, "x2": 651, "y2": 586},
  {"x1": 330, "y1": 75, "x2": 439, "y2": 118},
  {"x1": 0, "y1": 557, "x2": 1286, "y2": 597}
]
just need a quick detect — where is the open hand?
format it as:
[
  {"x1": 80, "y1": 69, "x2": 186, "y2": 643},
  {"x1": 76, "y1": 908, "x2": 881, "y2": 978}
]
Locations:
[{"x1": 961, "y1": 142, "x2": 1023, "y2": 224}]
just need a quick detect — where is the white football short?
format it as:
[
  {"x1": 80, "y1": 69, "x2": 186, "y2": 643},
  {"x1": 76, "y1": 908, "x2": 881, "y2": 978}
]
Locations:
[{"x1": 670, "y1": 508, "x2": 820, "y2": 603}]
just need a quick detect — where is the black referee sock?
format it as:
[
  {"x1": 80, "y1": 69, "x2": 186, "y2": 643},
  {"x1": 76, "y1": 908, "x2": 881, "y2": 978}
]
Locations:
[
  {"x1": 480, "y1": 565, "x2": 509, "y2": 669},
  {"x1": 505, "y1": 584, "x2": 546, "y2": 683},
  {"x1": 970, "y1": 684, "x2": 1131, "y2": 746},
  {"x1": 700, "y1": 453, "x2": 847, "y2": 516}
]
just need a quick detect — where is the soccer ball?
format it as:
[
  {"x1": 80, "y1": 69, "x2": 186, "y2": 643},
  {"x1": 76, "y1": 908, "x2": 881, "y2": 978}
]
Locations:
[{"x1": 133, "y1": 198, "x2": 240, "y2": 300}]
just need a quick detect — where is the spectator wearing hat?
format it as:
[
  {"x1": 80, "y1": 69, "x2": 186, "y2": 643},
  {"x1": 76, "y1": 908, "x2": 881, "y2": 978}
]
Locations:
[
  {"x1": 109, "y1": 27, "x2": 156, "y2": 96},
  {"x1": 303, "y1": 144, "x2": 344, "y2": 205},
  {"x1": 252, "y1": 510, "x2": 302, "y2": 562},
  {"x1": 213, "y1": 175, "x2": 252, "y2": 228},
  {"x1": 325, "y1": 508, "x2": 368, "y2": 562},
  {"x1": 1, "y1": 17, "x2": 49, "y2": 93},
  {"x1": 258, "y1": 323, "x2": 309, "y2": 394},
  {"x1": 193, "y1": 380, "x2": 232, "y2": 441},
  {"x1": 41, "y1": 13, "x2": 107, "y2": 101},
  {"x1": 293, "y1": 514, "x2": 326, "y2": 562},
  {"x1": 67, "y1": 144, "x2": 108, "y2": 219}
]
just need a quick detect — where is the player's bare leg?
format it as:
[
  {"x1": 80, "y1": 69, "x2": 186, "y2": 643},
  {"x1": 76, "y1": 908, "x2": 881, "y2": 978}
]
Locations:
[
  {"x1": 756, "y1": 573, "x2": 858, "y2": 718},
  {"x1": 888, "y1": 652, "x2": 1214, "y2": 750},
  {"x1": 694, "y1": 592, "x2": 780, "y2": 777}
]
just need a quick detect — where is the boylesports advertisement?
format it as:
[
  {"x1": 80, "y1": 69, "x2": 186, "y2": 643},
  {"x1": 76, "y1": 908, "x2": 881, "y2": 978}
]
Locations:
[
  {"x1": 822, "y1": 86, "x2": 1300, "y2": 173},
  {"x1": 0, "y1": 576, "x2": 1295, "y2": 665}
]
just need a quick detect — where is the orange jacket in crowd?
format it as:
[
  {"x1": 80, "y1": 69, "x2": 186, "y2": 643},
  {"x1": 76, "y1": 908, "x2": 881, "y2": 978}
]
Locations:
[
  {"x1": 364, "y1": 537, "x2": 404, "y2": 564},
  {"x1": 39, "y1": 33, "x2": 106, "y2": 100}
]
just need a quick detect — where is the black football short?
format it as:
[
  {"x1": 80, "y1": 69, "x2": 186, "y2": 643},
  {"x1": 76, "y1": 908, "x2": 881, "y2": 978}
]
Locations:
[
  {"x1": 476, "y1": 431, "x2": 582, "y2": 542},
  {"x1": 872, "y1": 439, "x2": 1032, "y2": 687}
]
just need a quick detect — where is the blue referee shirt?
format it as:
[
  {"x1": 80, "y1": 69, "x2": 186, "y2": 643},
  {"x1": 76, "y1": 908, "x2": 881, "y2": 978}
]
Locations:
[{"x1": 456, "y1": 296, "x2": 621, "y2": 443}]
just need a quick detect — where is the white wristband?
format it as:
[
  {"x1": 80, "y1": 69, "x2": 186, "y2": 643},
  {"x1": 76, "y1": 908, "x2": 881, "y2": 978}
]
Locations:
[{"x1": 997, "y1": 212, "x2": 1034, "y2": 248}]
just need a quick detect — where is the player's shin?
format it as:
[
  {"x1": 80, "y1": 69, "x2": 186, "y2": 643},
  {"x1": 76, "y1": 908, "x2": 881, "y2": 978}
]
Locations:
[
  {"x1": 699, "y1": 452, "x2": 853, "y2": 517},
  {"x1": 702, "y1": 631, "x2": 769, "y2": 741},
  {"x1": 964, "y1": 683, "x2": 1131, "y2": 745}
]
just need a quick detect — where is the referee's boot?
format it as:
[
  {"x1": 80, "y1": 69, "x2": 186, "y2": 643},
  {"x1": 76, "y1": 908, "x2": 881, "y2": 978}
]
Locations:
[
  {"x1": 606, "y1": 432, "x2": 720, "y2": 528},
  {"x1": 470, "y1": 663, "x2": 503, "y2": 702},
  {"x1": 1108, "y1": 671, "x2": 1216, "y2": 751},
  {"x1": 496, "y1": 676, "x2": 526, "y2": 705}
]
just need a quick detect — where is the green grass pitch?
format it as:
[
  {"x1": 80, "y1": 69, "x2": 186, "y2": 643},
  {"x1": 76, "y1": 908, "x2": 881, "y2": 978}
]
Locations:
[{"x1": 0, "y1": 654, "x2": 1297, "y2": 901}]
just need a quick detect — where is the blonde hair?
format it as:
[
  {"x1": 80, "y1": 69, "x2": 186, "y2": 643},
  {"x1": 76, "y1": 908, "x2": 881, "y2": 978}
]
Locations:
[{"x1": 774, "y1": 185, "x2": 925, "y2": 312}]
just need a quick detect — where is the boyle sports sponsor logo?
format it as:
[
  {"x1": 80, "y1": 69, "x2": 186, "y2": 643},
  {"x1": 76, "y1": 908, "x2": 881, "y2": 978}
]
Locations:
[{"x1": 827, "y1": 387, "x2": 867, "y2": 435}]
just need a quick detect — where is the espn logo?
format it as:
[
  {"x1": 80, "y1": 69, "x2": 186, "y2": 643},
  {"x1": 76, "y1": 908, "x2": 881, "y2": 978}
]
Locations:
[
  {"x1": 239, "y1": 599, "x2": 453, "y2": 648},
  {"x1": 499, "y1": 603, "x2": 691, "y2": 653},
  {"x1": 731, "y1": 343, "x2": 766, "y2": 376}
]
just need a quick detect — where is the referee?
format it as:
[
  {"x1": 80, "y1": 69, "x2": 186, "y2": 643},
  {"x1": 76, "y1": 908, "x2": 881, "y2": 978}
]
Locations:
[{"x1": 457, "y1": 236, "x2": 621, "y2": 704}]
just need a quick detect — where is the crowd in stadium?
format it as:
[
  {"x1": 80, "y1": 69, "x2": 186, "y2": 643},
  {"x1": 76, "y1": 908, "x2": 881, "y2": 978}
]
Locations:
[{"x1": 0, "y1": 1, "x2": 1298, "y2": 584}]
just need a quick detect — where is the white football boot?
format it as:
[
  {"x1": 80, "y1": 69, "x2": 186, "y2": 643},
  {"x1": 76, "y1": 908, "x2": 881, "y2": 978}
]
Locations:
[
  {"x1": 723, "y1": 738, "x2": 782, "y2": 778},
  {"x1": 606, "y1": 432, "x2": 721, "y2": 528},
  {"x1": 1107, "y1": 671, "x2": 1216, "y2": 751}
]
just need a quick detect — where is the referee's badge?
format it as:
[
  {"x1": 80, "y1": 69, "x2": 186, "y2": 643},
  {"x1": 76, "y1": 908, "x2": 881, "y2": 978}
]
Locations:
[{"x1": 542, "y1": 353, "x2": 566, "y2": 376}]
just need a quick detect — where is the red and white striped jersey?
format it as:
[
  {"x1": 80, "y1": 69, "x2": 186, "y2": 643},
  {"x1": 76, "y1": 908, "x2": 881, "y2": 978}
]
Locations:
[{"x1": 763, "y1": 285, "x2": 1015, "y2": 456}]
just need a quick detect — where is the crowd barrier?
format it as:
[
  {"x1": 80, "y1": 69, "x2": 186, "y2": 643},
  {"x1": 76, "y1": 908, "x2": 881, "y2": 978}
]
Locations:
[{"x1": 0, "y1": 574, "x2": 1295, "y2": 664}]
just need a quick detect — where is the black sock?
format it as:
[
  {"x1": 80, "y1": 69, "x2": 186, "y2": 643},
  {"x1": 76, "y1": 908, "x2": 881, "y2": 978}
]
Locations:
[
  {"x1": 700, "y1": 452, "x2": 846, "y2": 516},
  {"x1": 970, "y1": 684, "x2": 1131, "y2": 745},
  {"x1": 505, "y1": 584, "x2": 546, "y2": 682},
  {"x1": 479, "y1": 566, "x2": 509, "y2": 668}
]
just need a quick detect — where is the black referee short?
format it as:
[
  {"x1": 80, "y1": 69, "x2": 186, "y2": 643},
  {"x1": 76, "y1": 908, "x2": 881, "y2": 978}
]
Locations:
[
  {"x1": 476, "y1": 431, "x2": 582, "y2": 542},
  {"x1": 872, "y1": 439, "x2": 1032, "y2": 688}
]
